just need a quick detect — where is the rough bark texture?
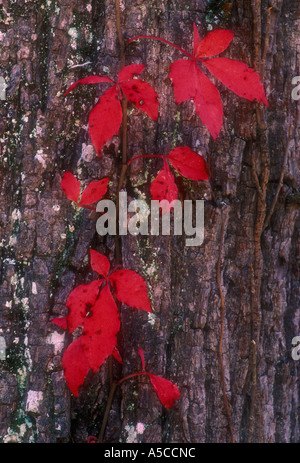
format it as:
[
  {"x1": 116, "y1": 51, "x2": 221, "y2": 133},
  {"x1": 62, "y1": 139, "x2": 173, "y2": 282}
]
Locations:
[{"x1": 0, "y1": 0, "x2": 299, "y2": 443}]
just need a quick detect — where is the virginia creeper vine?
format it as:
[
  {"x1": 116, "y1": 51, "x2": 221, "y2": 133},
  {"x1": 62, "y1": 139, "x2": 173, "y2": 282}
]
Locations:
[{"x1": 51, "y1": 0, "x2": 269, "y2": 443}]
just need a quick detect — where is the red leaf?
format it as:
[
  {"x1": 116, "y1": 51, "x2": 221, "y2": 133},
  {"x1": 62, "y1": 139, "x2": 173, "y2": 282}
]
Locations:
[
  {"x1": 150, "y1": 163, "x2": 178, "y2": 213},
  {"x1": 147, "y1": 373, "x2": 180, "y2": 408},
  {"x1": 88, "y1": 86, "x2": 123, "y2": 156},
  {"x1": 81, "y1": 285, "x2": 120, "y2": 372},
  {"x1": 167, "y1": 147, "x2": 209, "y2": 181},
  {"x1": 61, "y1": 172, "x2": 81, "y2": 203},
  {"x1": 51, "y1": 317, "x2": 68, "y2": 330},
  {"x1": 136, "y1": 349, "x2": 180, "y2": 408},
  {"x1": 195, "y1": 29, "x2": 234, "y2": 58},
  {"x1": 118, "y1": 64, "x2": 146, "y2": 82},
  {"x1": 65, "y1": 75, "x2": 114, "y2": 96},
  {"x1": 79, "y1": 178, "x2": 109, "y2": 206},
  {"x1": 129, "y1": 30, "x2": 268, "y2": 138},
  {"x1": 109, "y1": 269, "x2": 152, "y2": 312},
  {"x1": 66, "y1": 279, "x2": 103, "y2": 333},
  {"x1": 203, "y1": 57, "x2": 269, "y2": 106},
  {"x1": 62, "y1": 337, "x2": 91, "y2": 397},
  {"x1": 169, "y1": 59, "x2": 196, "y2": 104},
  {"x1": 120, "y1": 79, "x2": 159, "y2": 120},
  {"x1": 169, "y1": 59, "x2": 223, "y2": 139},
  {"x1": 90, "y1": 249, "x2": 110, "y2": 277}
]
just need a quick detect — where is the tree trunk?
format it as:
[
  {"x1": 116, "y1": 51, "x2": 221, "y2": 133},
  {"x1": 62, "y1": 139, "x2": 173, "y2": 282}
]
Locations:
[{"x1": 0, "y1": 0, "x2": 299, "y2": 443}]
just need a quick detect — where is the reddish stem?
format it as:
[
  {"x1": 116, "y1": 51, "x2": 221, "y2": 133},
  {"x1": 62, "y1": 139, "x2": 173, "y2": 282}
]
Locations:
[
  {"x1": 129, "y1": 35, "x2": 194, "y2": 60},
  {"x1": 127, "y1": 154, "x2": 164, "y2": 166},
  {"x1": 98, "y1": 370, "x2": 148, "y2": 442},
  {"x1": 138, "y1": 348, "x2": 146, "y2": 370},
  {"x1": 80, "y1": 204, "x2": 97, "y2": 211},
  {"x1": 118, "y1": 371, "x2": 148, "y2": 386}
]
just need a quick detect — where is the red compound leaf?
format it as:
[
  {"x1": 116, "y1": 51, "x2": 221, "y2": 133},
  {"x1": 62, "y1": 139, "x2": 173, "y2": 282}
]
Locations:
[
  {"x1": 128, "y1": 146, "x2": 209, "y2": 210},
  {"x1": 81, "y1": 284, "x2": 120, "y2": 372},
  {"x1": 79, "y1": 178, "x2": 109, "y2": 206},
  {"x1": 66, "y1": 279, "x2": 103, "y2": 333},
  {"x1": 109, "y1": 269, "x2": 152, "y2": 313},
  {"x1": 90, "y1": 249, "x2": 111, "y2": 277},
  {"x1": 120, "y1": 79, "x2": 159, "y2": 120},
  {"x1": 65, "y1": 65, "x2": 159, "y2": 156},
  {"x1": 167, "y1": 146, "x2": 209, "y2": 181},
  {"x1": 61, "y1": 172, "x2": 81, "y2": 203},
  {"x1": 88, "y1": 85, "x2": 123, "y2": 157},
  {"x1": 62, "y1": 337, "x2": 91, "y2": 397},
  {"x1": 61, "y1": 172, "x2": 109, "y2": 207},
  {"x1": 53, "y1": 251, "x2": 154, "y2": 397},
  {"x1": 130, "y1": 24, "x2": 268, "y2": 139}
]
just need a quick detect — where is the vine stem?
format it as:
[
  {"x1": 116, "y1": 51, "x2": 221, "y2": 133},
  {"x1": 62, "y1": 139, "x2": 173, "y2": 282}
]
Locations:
[
  {"x1": 263, "y1": 119, "x2": 293, "y2": 230},
  {"x1": 247, "y1": 1, "x2": 270, "y2": 442},
  {"x1": 115, "y1": 162, "x2": 127, "y2": 265},
  {"x1": 97, "y1": 371, "x2": 147, "y2": 443},
  {"x1": 129, "y1": 35, "x2": 194, "y2": 59},
  {"x1": 216, "y1": 211, "x2": 234, "y2": 443},
  {"x1": 97, "y1": 381, "x2": 118, "y2": 443},
  {"x1": 99, "y1": 0, "x2": 128, "y2": 442},
  {"x1": 118, "y1": 370, "x2": 147, "y2": 385},
  {"x1": 115, "y1": 0, "x2": 125, "y2": 68},
  {"x1": 247, "y1": 340, "x2": 257, "y2": 443},
  {"x1": 81, "y1": 204, "x2": 96, "y2": 211},
  {"x1": 114, "y1": 0, "x2": 128, "y2": 266},
  {"x1": 127, "y1": 154, "x2": 164, "y2": 166}
]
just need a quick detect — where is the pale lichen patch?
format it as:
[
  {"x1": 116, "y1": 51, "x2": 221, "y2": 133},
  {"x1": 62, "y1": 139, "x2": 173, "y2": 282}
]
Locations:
[
  {"x1": 136, "y1": 422, "x2": 146, "y2": 434},
  {"x1": 32, "y1": 282, "x2": 37, "y2": 295},
  {"x1": 34, "y1": 150, "x2": 47, "y2": 169},
  {"x1": 12, "y1": 208, "x2": 21, "y2": 222},
  {"x1": 46, "y1": 331, "x2": 65, "y2": 355},
  {"x1": 25, "y1": 390, "x2": 44, "y2": 414},
  {"x1": 147, "y1": 312, "x2": 157, "y2": 326},
  {"x1": 124, "y1": 423, "x2": 146, "y2": 443},
  {"x1": 124, "y1": 424, "x2": 138, "y2": 443}
]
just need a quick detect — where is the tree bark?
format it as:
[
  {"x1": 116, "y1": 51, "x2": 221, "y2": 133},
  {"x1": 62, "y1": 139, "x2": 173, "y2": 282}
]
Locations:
[{"x1": 0, "y1": 0, "x2": 299, "y2": 443}]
